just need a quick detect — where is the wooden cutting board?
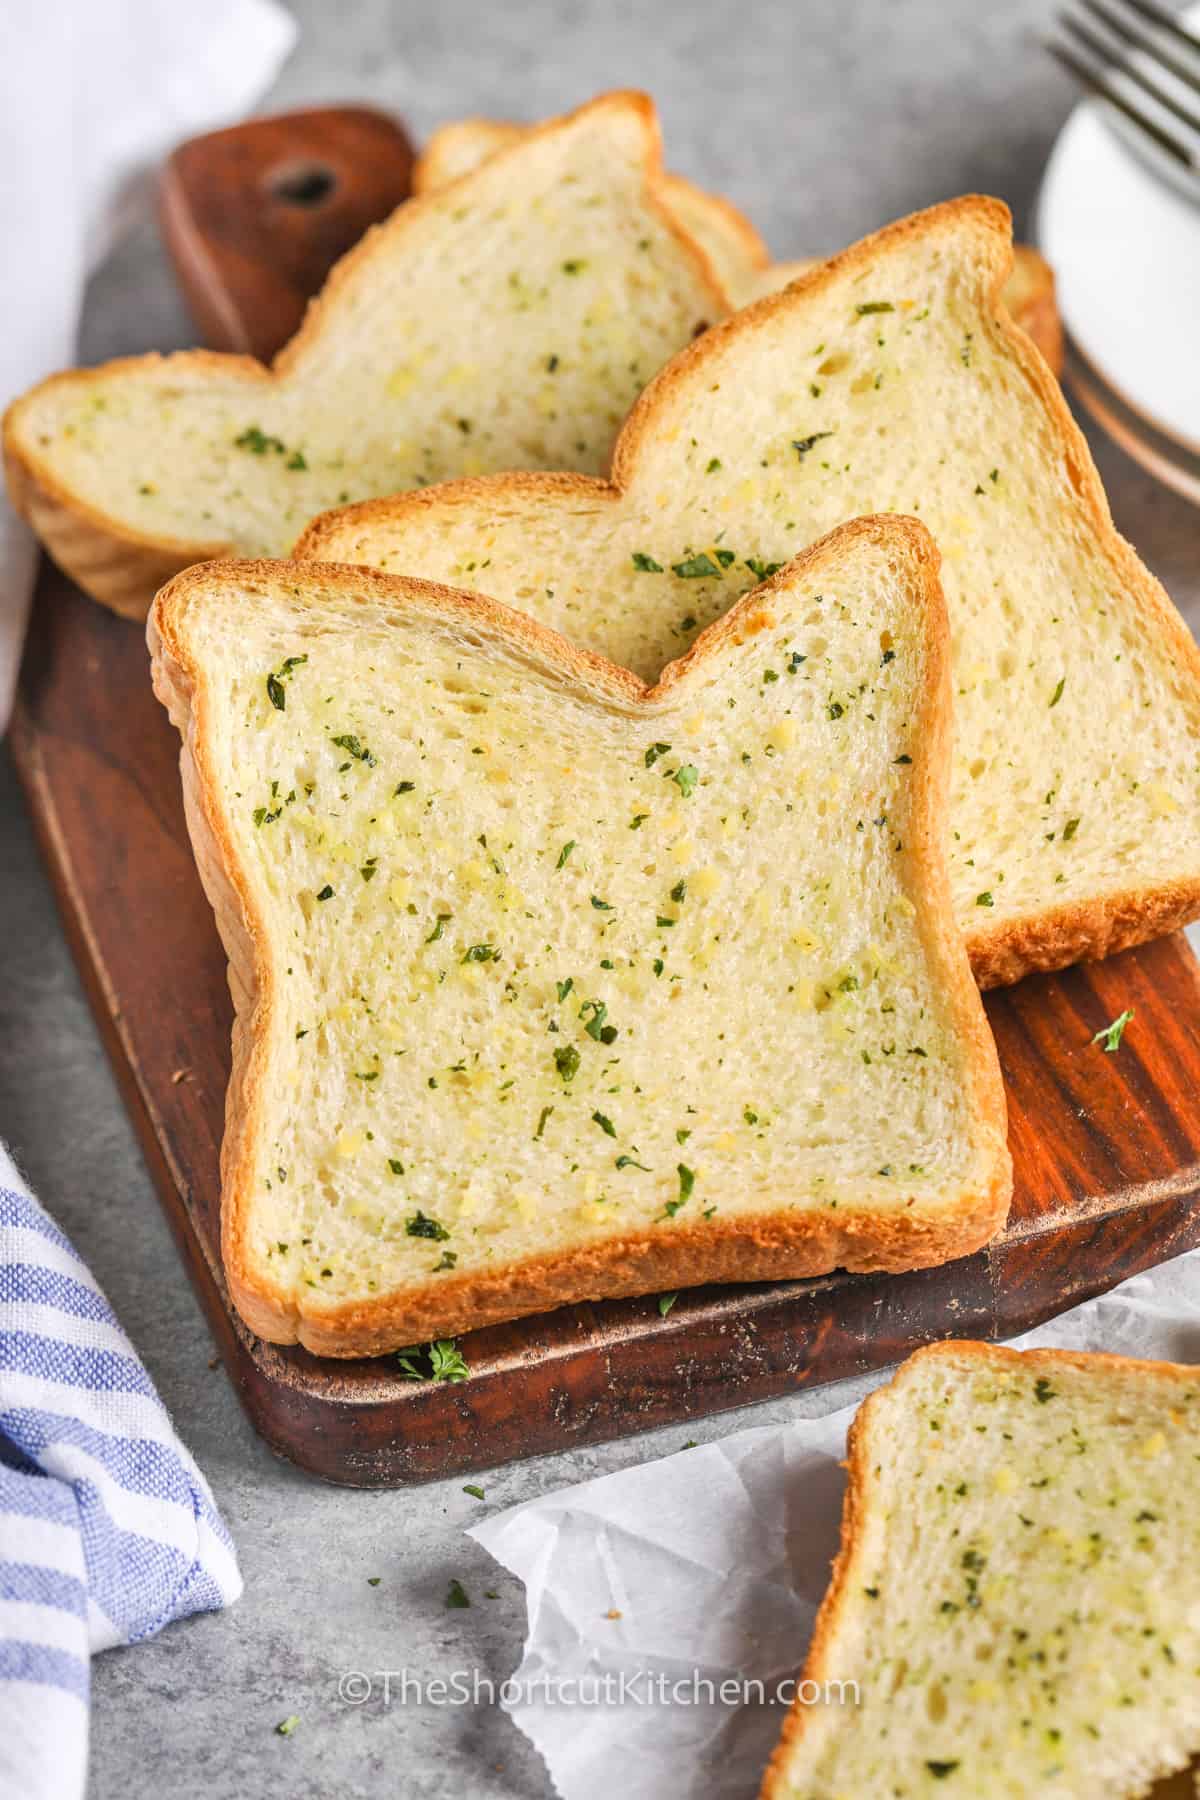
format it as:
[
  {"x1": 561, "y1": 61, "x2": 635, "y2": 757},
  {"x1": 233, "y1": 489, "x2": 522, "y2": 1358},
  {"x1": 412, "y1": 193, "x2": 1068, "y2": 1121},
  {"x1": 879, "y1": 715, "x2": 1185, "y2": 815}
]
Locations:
[{"x1": 10, "y1": 108, "x2": 1200, "y2": 1486}]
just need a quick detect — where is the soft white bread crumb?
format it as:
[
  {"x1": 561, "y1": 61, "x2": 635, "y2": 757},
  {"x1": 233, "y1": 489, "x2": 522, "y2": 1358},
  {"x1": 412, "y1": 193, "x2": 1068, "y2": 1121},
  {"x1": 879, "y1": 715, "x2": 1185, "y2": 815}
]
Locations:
[
  {"x1": 148, "y1": 516, "x2": 1009, "y2": 1356},
  {"x1": 763, "y1": 1340, "x2": 1200, "y2": 1800},
  {"x1": 3, "y1": 92, "x2": 724, "y2": 619},
  {"x1": 301, "y1": 197, "x2": 1200, "y2": 987}
]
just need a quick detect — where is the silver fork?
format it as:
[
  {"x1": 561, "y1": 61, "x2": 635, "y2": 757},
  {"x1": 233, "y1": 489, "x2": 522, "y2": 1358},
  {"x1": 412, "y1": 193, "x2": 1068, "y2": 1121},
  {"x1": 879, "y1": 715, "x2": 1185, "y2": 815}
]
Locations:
[{"x1": 1048, "y1": 0, "x2": 1200, "y2": 192}]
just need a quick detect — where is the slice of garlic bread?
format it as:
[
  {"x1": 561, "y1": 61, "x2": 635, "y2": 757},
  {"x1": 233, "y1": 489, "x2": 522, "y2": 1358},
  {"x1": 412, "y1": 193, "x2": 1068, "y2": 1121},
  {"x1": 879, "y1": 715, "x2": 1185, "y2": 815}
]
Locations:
[
  {"x1": 764, "y1": 1340, "x2": 1200, "y2": 1800},
  {"x1": 4, "y1": 92, "x2": 724, "y2": 620},
  {"x1": 301, "y1": 197, "x2": 1200, "y2": 986},
  {"x1": 149, "y1": 517, "x2": 1009, "y2": 1356},
  {"x1": 414, "y1": 115, "x2": 1062, "y2": 370}
]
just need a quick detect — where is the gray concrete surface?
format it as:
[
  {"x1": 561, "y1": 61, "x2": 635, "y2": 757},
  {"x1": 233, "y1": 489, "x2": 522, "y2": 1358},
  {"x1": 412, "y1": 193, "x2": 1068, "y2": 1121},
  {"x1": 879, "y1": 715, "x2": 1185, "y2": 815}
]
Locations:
[{"x1": 3, "y1": 2, "x2": 1199, "y2": 1795}]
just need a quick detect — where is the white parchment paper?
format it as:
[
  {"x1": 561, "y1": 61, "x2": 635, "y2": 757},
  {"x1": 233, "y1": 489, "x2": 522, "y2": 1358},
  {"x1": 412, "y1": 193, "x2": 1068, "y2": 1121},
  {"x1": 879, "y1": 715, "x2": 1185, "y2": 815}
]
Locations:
[{"x1": 472, "y1": 1244, "x2": 1200, "y2": 1799}]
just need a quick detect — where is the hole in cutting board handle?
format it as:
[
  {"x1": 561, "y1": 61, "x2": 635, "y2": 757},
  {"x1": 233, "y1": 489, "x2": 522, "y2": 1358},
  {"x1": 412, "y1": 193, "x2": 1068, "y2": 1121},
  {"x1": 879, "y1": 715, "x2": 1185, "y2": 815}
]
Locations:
[{"x1": 267, "y1": 161, "x2": 338, "y2": 207}]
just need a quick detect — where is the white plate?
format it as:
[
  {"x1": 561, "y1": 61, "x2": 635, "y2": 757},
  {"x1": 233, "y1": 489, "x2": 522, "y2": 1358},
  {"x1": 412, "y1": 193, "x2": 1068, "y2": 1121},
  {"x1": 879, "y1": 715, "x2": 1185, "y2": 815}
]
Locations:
[{"x1": 1037, "y1": 10, "x2": 1200, "y2": 473}]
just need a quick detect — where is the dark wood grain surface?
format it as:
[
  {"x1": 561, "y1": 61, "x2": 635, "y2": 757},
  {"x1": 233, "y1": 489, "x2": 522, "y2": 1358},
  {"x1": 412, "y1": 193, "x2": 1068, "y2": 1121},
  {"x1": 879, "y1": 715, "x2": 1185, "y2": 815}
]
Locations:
[{"x1": 10, "y1": 107, "x2": 1200, "y2": 1485}]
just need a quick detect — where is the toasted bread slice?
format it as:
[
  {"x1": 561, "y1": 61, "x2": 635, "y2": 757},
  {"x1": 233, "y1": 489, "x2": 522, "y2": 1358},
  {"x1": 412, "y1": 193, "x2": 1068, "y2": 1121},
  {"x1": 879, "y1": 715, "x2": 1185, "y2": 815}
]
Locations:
[
  {"x1": 3, "y1": 93, "x2": 725, "y2": 621},
  {"x1": 763, "y1": 1340, "x2": 1200, "y2": 1800},
  {"x1": 415, "y1": 116, "x2": 1062, "y2": 371},
  {"x1": 148, "y1": 517, "x2": 1009, "y2": 1356},
  {"x1": 300, "y1": 197, "x2": 1200, "y2": 987}
]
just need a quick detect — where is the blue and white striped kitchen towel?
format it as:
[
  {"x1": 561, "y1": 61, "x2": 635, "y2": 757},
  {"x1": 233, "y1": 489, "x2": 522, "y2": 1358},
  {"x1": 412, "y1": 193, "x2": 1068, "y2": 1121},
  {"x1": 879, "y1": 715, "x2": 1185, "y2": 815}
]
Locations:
[{"x1": 0, "y1": 1144, "x2": 242, "y2": 1800}]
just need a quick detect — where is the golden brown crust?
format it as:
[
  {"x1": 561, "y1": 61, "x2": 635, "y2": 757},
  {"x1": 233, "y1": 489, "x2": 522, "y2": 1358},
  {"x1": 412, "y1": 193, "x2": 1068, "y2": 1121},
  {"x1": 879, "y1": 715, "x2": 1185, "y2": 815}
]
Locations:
[
  {"x1": 4, "y1": 91, "x2": 729, "y2": 621},
  {"x1": 759, "y1": 1338, "x2": 1200, "y2": 1799},
  {"x1": 967, "y1": 876, "x2": 1200, "y2": 988},
  {"x1": 299, "y1": 194, "x2": 1200, "y2": 989},
  {"x1": 150, "y1": 516, "x2": 1011, "y2": 1355}
]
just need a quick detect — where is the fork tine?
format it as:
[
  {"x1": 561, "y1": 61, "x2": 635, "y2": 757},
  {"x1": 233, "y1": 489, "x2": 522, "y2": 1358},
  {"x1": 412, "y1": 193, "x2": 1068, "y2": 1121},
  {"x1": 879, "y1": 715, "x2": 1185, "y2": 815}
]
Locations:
[
  {"x1": 1061, "y1": 8, "x2": 1200, "y2": 132},
  {"x1": 1119, "y1": 0, "x2": 1200, "y2": 53},
  {"x1": 1080, "y1": 0, "x2": 1200, "y2": 96},
  {"x1": 1046, "y1": 35, "x2": 1199, "y2": 167}
]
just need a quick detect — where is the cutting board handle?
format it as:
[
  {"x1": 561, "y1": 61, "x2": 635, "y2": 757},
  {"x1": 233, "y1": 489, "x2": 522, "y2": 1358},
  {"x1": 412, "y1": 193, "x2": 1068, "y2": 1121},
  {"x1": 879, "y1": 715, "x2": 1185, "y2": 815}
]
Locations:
[{"x1": 158, "y1": 104, "x2": 416, "y2": 363}]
